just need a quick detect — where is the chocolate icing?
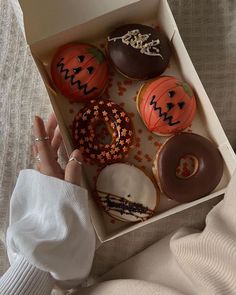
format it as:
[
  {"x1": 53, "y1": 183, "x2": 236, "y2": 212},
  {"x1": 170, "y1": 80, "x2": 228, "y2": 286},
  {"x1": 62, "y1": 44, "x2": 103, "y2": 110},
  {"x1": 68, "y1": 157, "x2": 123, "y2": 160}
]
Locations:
[
  {"x1": 72, "y1": 99, "x2": 134, "y2": 164},
  {"x1": 157, "y1": 133, "x2": 224, "y2": 203},
  {"x1": 107, "y1": 24, "x2": 171, "y2": 80}
]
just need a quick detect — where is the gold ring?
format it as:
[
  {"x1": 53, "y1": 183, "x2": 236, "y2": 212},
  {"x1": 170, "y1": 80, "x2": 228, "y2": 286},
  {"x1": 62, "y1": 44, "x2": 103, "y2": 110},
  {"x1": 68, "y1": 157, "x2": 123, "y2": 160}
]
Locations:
[
  {"x1": 69, "y1": 157, "x2": 83, "y2": 166},
  {"x1": 35, "y1": 136, "x2": 49, "y2": 142}
]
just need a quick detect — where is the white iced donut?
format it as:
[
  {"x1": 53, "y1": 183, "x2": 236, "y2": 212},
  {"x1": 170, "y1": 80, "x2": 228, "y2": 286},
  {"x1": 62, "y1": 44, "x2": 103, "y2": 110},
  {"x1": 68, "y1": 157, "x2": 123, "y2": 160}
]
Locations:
[{"x1": 96, "y1": 163, "x2": 160, "y2": 222}]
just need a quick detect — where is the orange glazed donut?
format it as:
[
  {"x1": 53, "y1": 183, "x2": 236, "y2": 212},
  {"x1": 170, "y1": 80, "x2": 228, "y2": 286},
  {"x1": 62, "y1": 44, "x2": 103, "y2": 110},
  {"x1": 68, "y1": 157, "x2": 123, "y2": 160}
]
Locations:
[
  {"x1": 51, "y1": 43, "x2": 109, "y2": 103},
  {"x1": 136, "y1": 76, "x2": 196, "y2": 136},
  {"x1": 72, "y1": 99, "x2": 135, "y2": 164}
]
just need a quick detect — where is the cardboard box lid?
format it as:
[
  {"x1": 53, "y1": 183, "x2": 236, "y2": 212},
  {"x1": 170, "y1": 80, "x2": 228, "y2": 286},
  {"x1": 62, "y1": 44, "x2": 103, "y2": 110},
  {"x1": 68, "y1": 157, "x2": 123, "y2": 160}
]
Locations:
[{"x1": 19, "y1": 0, "x2": 140, "y2": 45}]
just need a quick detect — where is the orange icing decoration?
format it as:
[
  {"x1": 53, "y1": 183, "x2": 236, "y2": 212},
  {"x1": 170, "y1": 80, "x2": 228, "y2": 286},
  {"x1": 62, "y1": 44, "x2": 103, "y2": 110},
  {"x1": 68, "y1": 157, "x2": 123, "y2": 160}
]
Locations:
[
  {"x1": 138, "y1": 76, "x2": 196, "y2": 135},
  {"x1": 51, "y1": 43, "x2": 109, "y2": 102}
]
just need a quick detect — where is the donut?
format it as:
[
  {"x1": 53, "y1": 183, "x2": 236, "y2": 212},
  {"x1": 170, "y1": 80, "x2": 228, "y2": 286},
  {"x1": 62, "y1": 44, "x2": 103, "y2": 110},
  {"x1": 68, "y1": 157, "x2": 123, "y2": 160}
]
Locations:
[
  {"x1": 96, "y1": 163, "x2": 160, "y2": 222},
  {"x1": 72, "y1": 100, "x2": 135, "y2": 164},
  {"x1": 153, "y1": 133, "x2": 224, "y2": 203},
  {"x1": 107, "y1": 24, "x2": 171, "y2": 80},
  {"x1": 136, "y1": 76, "x2": 197, "y2": 136},
  {"x1": 51, "y1": 43, "x2": 109, "y2": 102}
]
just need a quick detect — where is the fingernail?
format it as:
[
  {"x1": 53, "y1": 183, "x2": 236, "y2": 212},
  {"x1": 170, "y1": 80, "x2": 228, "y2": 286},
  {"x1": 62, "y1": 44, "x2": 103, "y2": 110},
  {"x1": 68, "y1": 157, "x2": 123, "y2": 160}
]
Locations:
[
  {"x1": 71, "y1": 149, "x2": 83, "y2": 160},
  {"x1": 34, "y1": 115, "x2": 40, "y2": 122}
]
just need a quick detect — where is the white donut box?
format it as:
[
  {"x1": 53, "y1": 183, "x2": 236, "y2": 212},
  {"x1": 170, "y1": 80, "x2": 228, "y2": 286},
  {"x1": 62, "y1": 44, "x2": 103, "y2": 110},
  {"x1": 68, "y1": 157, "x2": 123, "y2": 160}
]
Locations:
[{"x1": 13, "y1": 0, "x2": 236, "y2": 243}]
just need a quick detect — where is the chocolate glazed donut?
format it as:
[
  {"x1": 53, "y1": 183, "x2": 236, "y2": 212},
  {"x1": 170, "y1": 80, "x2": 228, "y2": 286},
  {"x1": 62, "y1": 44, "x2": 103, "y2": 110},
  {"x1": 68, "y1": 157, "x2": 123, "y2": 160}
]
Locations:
[{"x1": 156, "y1": 133, "x2": 224, "y2": 203}]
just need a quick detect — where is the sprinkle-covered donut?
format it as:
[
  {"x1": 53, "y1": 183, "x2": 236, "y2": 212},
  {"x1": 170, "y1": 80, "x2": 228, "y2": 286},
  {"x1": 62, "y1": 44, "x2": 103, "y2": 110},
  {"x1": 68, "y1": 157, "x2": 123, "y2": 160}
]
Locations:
[
  {"x1": 153, "y1": 133, "x2": 224, "y2": 203},
  {"x1": 96, "y1": 163, "x2": 160, "y2": 222},
  {"x1": 51, "y1": 43, "x2": 109, "y2": 102},
  {"x1": 107, "y1": 24, "x2": 171, "y2": 80},
  {"x1": 72, "y1": 100, "x2": 135, "y2": 164},
  {"x1": 136, "y1": 76, "x2": 196, "y2": 136}
]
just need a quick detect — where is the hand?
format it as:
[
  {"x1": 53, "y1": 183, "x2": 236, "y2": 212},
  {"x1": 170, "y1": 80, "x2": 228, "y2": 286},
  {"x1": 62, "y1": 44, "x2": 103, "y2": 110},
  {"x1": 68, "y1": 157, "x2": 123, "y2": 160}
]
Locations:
[{"x1": 32, "y1": 114, "x2": 83, "y2": 186}]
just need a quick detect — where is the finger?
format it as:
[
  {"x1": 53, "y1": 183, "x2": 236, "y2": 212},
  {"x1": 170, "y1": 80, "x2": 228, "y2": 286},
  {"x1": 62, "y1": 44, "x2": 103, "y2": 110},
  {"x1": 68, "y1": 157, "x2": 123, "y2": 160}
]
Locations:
[
  {"x1": 32, "y1": 144, "x2": 40, "y2": 171},
  {"x1": 34, "y1": 116, "x2": 62, "y2": 175},
  {"x1": 51, "y1": 126, "x2": 62, "y2": 154},
  {"x1": 45, "y1": 113, "x2": 58, "y2": 142},
  {"x1": 34, "y1": 116, "x2": 55, "y2": 162},
  {"x1": 65, "y1": 150, "x2": 83, "y2": 186},
  {"x1": 32, "y1": 144, "x2": 38, "y2": 157}
]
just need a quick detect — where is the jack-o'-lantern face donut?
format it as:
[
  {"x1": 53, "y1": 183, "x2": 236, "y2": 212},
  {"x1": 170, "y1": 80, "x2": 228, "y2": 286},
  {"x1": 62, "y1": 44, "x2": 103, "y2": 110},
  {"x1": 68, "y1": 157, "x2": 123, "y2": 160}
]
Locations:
[
  {"x1": 137, "y1": 76, "x2": 197, "y2": 136},
  {"x1": 51, "y1": 43, "x2": 109, "y2": 102}
]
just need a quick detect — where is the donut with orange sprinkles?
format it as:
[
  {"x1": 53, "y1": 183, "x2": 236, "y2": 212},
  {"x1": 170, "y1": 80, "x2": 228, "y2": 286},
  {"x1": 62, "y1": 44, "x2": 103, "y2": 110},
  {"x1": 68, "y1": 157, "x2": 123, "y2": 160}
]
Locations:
[{"x1": 72, "y1": 99, "x2": 135, "y2": 164}]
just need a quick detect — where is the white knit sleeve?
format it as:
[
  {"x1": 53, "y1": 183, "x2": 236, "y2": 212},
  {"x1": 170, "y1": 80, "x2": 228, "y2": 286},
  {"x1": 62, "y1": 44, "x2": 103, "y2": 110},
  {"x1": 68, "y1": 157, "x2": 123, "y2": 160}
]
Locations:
[
  {"x1": 6, "y1": 169, "x2": 96, "y2": 283},
  {"x1": 170, "y1": 170, "x2": 236, "y2": 294}
]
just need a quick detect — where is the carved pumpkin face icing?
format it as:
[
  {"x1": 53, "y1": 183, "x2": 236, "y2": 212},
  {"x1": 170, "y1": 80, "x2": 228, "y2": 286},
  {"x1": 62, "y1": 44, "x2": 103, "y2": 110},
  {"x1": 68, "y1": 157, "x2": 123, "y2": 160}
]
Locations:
[
  {"x1": 51, "y1": 43, "x2": 109, "y2": 102},
  {"x1": 137, "y1": 76, "x2": 197, "y2": 136}
]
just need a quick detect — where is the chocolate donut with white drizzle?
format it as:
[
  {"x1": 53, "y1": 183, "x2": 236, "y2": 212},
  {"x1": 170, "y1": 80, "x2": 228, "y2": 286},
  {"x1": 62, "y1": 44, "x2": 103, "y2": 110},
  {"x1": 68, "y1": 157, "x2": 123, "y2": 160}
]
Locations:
[{"x1": 107, "y1": 24, "x2": 171, "y2": 80}]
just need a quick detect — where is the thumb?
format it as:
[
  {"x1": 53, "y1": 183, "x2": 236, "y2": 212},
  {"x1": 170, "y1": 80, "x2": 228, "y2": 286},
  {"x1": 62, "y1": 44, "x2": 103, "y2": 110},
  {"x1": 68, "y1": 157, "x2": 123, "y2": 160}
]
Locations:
[{"x1": 65, "y1": 149, "x2": 83, "y2": 186}]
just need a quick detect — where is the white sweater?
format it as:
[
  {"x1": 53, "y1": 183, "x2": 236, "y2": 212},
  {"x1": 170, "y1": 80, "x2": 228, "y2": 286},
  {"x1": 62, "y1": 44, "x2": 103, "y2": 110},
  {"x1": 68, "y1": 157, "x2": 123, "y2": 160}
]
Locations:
[{"x1": 1, "y1": 169, "x2": 236, "y2": 295}]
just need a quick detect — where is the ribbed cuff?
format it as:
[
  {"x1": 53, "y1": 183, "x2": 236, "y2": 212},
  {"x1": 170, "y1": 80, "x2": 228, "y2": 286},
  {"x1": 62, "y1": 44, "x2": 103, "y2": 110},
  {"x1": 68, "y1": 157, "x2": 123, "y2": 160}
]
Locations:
[{"x1": 0, "y1": 256, "x2": 54, "y2": 295}]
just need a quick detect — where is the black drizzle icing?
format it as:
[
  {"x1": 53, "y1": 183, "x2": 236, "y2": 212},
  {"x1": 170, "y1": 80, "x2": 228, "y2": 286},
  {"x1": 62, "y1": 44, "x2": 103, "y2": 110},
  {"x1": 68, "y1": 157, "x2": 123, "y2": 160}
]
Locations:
[
  {"x1": 98, "y1": 191, "x2": 154, "y2": 221},
  {"x1": 150, "y1": 95, "x2": 180, "y2": 126},
  {"x1": 57, "y1": 58, "x2": 97, "y2": 95}
]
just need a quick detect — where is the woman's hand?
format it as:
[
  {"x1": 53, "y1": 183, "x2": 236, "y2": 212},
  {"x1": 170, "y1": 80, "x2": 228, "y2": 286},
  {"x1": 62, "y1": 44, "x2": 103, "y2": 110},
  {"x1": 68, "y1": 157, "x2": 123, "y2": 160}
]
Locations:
[{"x1": 32, "y1": 114, "x2": 83, "y2": 186}]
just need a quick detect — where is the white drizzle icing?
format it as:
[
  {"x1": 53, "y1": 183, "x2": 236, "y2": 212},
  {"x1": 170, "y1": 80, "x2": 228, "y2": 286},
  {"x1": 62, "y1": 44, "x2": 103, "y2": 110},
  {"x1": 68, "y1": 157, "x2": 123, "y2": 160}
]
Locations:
[{"x1": 108, "y1": 29, "x2": 163, "y2": 59}]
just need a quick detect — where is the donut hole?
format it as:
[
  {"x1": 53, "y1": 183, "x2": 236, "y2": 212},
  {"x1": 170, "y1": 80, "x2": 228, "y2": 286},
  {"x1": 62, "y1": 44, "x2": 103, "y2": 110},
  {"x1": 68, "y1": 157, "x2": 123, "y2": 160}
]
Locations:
[
  {"x1": 94, "y1": 120, "x2": 112, "y2": 145},
  {"x1": 176, "y1": 154, "x2": 199, "y2": 179}
]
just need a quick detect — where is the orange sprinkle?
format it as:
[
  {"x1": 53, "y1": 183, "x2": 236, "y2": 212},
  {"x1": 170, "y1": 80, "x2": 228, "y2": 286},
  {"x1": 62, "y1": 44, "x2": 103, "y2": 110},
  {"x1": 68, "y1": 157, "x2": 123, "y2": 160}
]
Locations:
[
  {"x1": 145, "y1": 154, "x2": 152, "y2": 162},
  {"x1": 123, "y1": 79, "x2": 133, "y2": 85},
  {"x1": 129, "y1": 112, "x2": 135, "y2": 118},
  {"x1": 134, "y1": 155, "x2": 142, "y2": 162},
  {"x1": 119, "y1": 86, "x2": 126, "y2": 92},
  {"x1": 154, "y1": 141, "x2": 162, "y2": 147}
]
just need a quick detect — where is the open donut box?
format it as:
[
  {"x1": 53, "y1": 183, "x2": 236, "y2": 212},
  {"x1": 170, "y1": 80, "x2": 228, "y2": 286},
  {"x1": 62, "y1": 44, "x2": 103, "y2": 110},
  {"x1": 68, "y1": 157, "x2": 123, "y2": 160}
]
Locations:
[{"x1": 15, "y1": 0, "x2": 236, "y2": 243}]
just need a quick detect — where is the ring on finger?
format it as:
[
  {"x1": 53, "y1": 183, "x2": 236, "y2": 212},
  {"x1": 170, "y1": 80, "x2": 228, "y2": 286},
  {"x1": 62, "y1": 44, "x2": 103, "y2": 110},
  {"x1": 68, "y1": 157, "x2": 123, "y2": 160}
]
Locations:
[
  {"x1": 35, "y1": 154, "x2": 41, "y2": 162},
  {"x1": 69, "y1": 156, "x2": 83, "y2": 166},
  {"x1": 35, "y1": 136, "x2": 49, "y2": 142}
]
